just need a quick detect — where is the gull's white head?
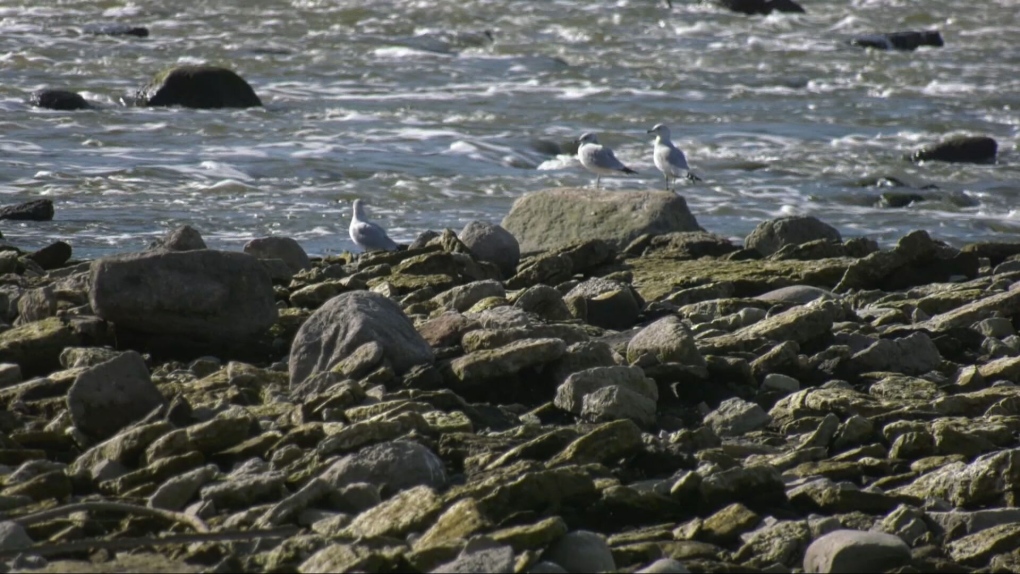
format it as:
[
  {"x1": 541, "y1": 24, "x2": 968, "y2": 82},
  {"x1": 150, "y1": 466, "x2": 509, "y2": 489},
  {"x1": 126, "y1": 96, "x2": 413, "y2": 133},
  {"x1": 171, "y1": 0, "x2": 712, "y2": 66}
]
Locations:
[
  {"x1": 352, "y1": 198, "x2": 366, "y2": 218},
  {"x1": 647, "y1": 124, "x2": 672, "y2": 140},
  {"x1": 576, "y1": 132, "x2": 599, "y2": 146}
]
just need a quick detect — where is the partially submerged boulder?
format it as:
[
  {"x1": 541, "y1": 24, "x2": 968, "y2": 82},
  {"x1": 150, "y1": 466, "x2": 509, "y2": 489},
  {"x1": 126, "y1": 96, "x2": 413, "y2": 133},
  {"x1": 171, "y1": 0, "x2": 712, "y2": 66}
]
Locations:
[
  {"x1": 850, "y1": 30, "x2": 944, "y2": 51},
  {"x1": 910, "y1": 136, "x2": 998, "y2": 164},
  {"x1": 30, "y1": 90, "x2": 90, "y2": 111},
  {"x1": 137, "y1": 65, "x2": 262, "y2": 109},
  {"x1": 502, "y1": 188, "x2": 702, "y2": 253}
]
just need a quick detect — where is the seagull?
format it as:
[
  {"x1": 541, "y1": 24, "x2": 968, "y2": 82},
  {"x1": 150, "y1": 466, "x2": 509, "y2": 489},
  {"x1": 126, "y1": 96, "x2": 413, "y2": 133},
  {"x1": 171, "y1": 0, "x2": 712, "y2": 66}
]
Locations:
[
  {"x1": 576, "y1": 132, "x2": 638, "y2": 189},
  {"x1": 349, "y1": 199, "x2": 399, "y2": 252},
  {"x1": 647, "y1": 123, "x2": 701, "y2": 191}
]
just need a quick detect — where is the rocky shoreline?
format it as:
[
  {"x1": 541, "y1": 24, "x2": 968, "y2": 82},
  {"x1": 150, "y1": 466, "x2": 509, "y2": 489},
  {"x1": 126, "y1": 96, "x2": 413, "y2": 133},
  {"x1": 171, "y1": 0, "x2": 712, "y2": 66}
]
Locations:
[{"x1": 2, "y1": 187, "x2": 1020, "y2": 573}]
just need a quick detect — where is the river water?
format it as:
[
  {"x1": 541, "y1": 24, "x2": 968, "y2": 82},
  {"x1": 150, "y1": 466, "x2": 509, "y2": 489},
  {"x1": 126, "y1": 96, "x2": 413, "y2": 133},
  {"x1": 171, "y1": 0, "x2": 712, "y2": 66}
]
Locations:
[{"x1": 0, "y1": 0, "x2": 1017, "y2": 259}]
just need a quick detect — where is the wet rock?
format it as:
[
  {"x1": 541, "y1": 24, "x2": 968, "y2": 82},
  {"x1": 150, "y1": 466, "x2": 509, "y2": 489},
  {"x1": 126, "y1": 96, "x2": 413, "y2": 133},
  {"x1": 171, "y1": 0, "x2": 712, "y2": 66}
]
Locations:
[
  {"x1": 704, "y1": 398, "x2": 771, "y2": 437},
  {"x1": 803, "y1": 529, "x2": 911, "y2": 573},
  {"x1": 67, "y1": 350, "x2": 165, "y2": 440},
  {"x1": 626, "y1": 315, "x2": 704, "y2": 367},
  {"x1": 543, "y1": 530, "x2": 615, "y2": 573},
  {"x1": 137, "y1": 65, "x2": 262, "y2": 108},
  {"x1": 911, "y1": 135, "x2": 998, "y2": 164},
  {"x1": 151, "y1": 225, "x2": 206, "y2": 251},
  {"x1": 82, "y1": 22, "x2": 149, "y2": 37},
  {"x1": 28, "y1": 241, "x2": 72, "y2": 270},
  {"x1": 564, "y1": 278, "x2": 641, "y2": 330},
  {"x1": 501, "y1": 188, "x2": 702, "y2": 253},
  {"x1": 554, "y1": 366, "x2": 657, "y2": 415},
  {"x1": 290, "y1": 291, "x2": 434, "y2": 389},
  {"x1": 319, "y1": 440, "x2": 446, "y2": 495},
  {"x1": 30, "y1": 89, "x2": 90, "y2": 111},
  {"x1": 459, "y1": 221, "x2": 521, "y2": 278},
  {"x1": 851, "y1": 30, "x2": 944, "y2": 51},
  {"x1": 90, "y1": 249, "x2": 277, "y2": 349},
  {"x1": 244, "y1": 236, "x2": 311, "y2": 273},
  {"x1": 718, "y1": 0, "x2": 805, "y2": 16},
  {"x1": 744, "y1": 216, "x2": 842, "y2": 257},
  {"x1": 447, "y1": 337, "x2": 565, "y2": 387},
  {"x1": 0, "y1": 199, "x2": 54, "y2": 221}
]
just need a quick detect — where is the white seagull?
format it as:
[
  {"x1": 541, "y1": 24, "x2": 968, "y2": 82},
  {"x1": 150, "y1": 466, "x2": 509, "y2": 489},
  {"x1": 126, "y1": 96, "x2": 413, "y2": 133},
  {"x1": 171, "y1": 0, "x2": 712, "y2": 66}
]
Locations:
[
  {"x1": 648, "y1": 123, "x2": 700, "y2": 191},
  {"x1": 576, "y1": 132, "x2": 638, "y2": 189},
  {"x1": 349, "y1": 199, "x2": 399, "y2": 252}
]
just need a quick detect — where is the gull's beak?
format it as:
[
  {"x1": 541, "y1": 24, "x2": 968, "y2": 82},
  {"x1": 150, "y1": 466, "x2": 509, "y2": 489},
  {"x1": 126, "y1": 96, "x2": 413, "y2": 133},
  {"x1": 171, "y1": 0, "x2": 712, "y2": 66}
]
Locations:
[{"x1": 646, "y1": 129, "x2": 655, "y2": 134}]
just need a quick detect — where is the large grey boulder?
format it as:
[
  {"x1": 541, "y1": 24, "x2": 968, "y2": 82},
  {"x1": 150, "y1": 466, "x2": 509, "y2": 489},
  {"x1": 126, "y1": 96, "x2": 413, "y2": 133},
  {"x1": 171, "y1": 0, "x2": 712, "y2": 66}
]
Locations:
[
  {"x1": 459, "y1": 221, "x2": 521, "y2": 278},
  {"x1": 137, "y1": 65, "x2": 262, "y2": 109},
  {"x1": 803, "y1": 529, "x2": 911, "y2": 573},
  {"x1": 289, "y1": 291, "x2": 434, "y2": 388},
  {"x1": 319, "y1": 440, "x2": 447, "y2": 496},
  {"x1": 501, "y1": 188, "x2": 702, "y2": 253},
  {"x1": 89, "y1": 249, "x2": 277, "y2": 344},
  {"x1": 67, "y1": 350, "x2": 165, "y2": 440},
  {"x1": 744, "y1": 216, "x2": 842, "y2": 257},
  {"x1": 244, "y1": 236, "x2": 311, "y2": 273}
]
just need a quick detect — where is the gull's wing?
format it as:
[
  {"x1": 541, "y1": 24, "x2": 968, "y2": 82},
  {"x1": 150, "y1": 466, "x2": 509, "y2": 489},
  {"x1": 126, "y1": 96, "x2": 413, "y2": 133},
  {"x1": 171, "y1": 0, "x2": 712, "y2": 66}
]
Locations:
[{"x1": 351, "y1": 220, "x2": 398, "y2": 251}]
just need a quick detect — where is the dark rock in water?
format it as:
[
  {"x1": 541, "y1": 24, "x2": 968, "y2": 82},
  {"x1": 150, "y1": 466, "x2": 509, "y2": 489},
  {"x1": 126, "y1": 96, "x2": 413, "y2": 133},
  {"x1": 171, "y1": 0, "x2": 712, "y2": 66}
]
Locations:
[
  {"x1": 89, "y1": 249, "x2": 278, "y2": 349},
  {"x1": 851, "y1": 30, "x2": 944, "y2": 51},
  {"x1": 67, "y1": 350, "x2": 166, "y2": 440},
  {"x1": 911, "y1": 136, "x2": 998, "y2": 164},
  {"x1": 137, "y1": 65, "x2": 262, "y2": 109},
  {"x1": 28, "y1": 241, "x2": 72, "y2": 270},
  {"x1": 30, "y1": 89, "x2": 90, "y2": 111},
  {"x1": 82, "y1": 23, "x2": 149, "y2": 37},
  {"x1": 0, "y1": 199, "x2": 54, "y2": 221},
  {"x1": 744, "y1": 216, "x2": 842, "y2": 257},
  {"x1": 718, "y1": 0, "x2": 804, "y2": 15},
  {"x1": 879, "y1": 192, "x2": 927, "y2": 208}
]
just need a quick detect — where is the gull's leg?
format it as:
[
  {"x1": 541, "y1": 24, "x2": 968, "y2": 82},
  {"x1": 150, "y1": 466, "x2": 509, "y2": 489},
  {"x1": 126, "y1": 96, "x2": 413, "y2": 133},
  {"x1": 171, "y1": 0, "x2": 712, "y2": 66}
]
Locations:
[{"x1": 595, "y1": 175, "x2": 601, "y2": 189}]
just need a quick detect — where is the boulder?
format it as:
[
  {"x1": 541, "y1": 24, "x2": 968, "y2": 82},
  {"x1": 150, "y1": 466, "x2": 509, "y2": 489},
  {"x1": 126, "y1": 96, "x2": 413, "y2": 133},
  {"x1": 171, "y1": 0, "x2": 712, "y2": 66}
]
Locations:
[
  {"x1": 501, "y1": 188, "x2": 702, "y2": 253},
  {"x1": 244, "y1": 236, "x2": 311, "y2": 273},
  {"x1": 67, "y1": 350, "x2": 165, "y2": 440},
  {"x1": 834, "y1": 230, "x2": 979, "y2": 292},
  {"x1": 459, "y1": 221, "x2": 521, "y2": 278},
  {"x1": 89, "y1": 249, "x2": 277, "y2": 347},
  {"x1": 911, "y1": 136, "x2": 998, "y2": 164},
  {"x1": 27, "y1": 241, "x2": 72, "y2": 270},
  {"x1": 151, "y1": 225, "x2": 206, "y2": 251},
  {"x1": 29, "y1": 89, "x2": 90, "y2": 111},
  {"x1": 718, "y1": 0, "x2": 805, "y2": 16},
  {"x1": 554, "y1": 366, "x2": 658, "y2": 414},
  {"x1": 542, "y1": 531, "x2": 615, "y2": 573},
  {"x1": 81, "y1": 22, "x2": 149, "y2": 37},
  {"x1": 626, "y1": 315, "x2": 705, "y2": 367},
  {"x1": 0, "y1": 199, "x2": 54, "y2": 221},
  {"x1": 564, "y1": 277, "x2": 641, "y2": 330},
  {"x1": 850, "y1": 30, "x2": 944, "y2": 51},
  {"x1": 704, "y1": 397, "x2": 771, "y2": 437},
  {"x1": 744, "y1": 216, "x2": 842, "y2": 257},
  {"x1": 289, "y1": 291, "x2": 434, "y2": 388},
  {"x1": 319, "y1": 440, "x2": 446, "y2": 496},
  {"x1": 137, "y1": 65, "x2": 262, "y2": 109},
  {"x1": 803, "y1": 529, "x2": 911, "y2": 573}
]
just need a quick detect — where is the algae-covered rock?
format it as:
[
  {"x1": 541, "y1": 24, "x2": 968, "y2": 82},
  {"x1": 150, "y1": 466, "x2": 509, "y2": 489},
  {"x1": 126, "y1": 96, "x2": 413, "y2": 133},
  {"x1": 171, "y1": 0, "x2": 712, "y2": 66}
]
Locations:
[
  {"x1": 137, "y1": 65, "x2": 262, "y2": 108},
  {"x1": 0, "y1": 316, "x2": 92, "y2": 377},
  {"x1": 341, "y1": 485, "x2": 442, "y2": 539},
  {"x1": 67, "y1": 350, "x2": 165, "y2": 440},
  {"x1": 502, "y1": 188, "x2": 702, "y2": 253}
]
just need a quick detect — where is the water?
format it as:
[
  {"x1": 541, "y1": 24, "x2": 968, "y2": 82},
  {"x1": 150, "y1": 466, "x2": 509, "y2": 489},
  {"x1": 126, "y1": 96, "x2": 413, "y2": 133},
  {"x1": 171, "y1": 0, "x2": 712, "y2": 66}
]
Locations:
[{"x1": 0, "y1": 0, "x2": 1017, "y2": 260}]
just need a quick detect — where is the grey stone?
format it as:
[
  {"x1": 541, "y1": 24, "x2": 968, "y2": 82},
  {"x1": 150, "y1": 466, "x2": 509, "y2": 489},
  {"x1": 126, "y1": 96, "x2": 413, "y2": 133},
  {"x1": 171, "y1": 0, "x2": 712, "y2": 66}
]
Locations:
[
  {"x1": 564, "y1": 277, "x2": 641, "y2": 330},
  {"x1": 89, "y1": 249, "x2": 277, "y2": 343},
  {"x1": 432, "y1": 280, "x2": 506, "y2": 313},
  {"x1": 244, "y1": 236, "x2": 312, "y2": 273},
  {"x1": 755, "y1": 285, "x2": 834, "y2": 305},
  {"x1": 199, "y1": 471, "x2": 287, "y2": 510},
  {"x1": 872, "y1": 504, "x2": 929, "y2": 546},
  {"x1": 636, "y1": 558, "x2": 690, "y2": 573},
  {"x1": 554, "y1": 366, "x2": 657, "y2": 415},
  {"x1": 850, "y1": 332, "x2": 941, "y2": 376},
  {"x1": 580, "y1": 384, "x2": 657, "y2": 427},
  {"x1": 448, "y1": 337, "x2": 566, "y2": 385},
  {"x1": 319, "y1": 440, "x2": 447, "y2": 495},
  {"x1": 67, "y1": 350, "x2": 166, "y2": 440},
  {"x1": 459, "y1": 221, "x2": 521, "y2": 278},
  {"x1": 928, "y1": 508, "x2": 1020, "y2": 537},
  {"x1": 626, "y1": 315, "x2": 704, "y2": 367},
  {"x1": 0, "y1": 362, "x2": 22, "y2": 387},
  {"x1": 502, "y1": 188, "x2": 702, "y2": 253},
  {"x1": 148, "y1": 464, "x2": 219, "y2": 511},
  {"x1": 542, "y1": 530, "x2": 615, "y2": 573},
  {"x1": 704, "y1": 398, "x2": 771, "y2": 437},
  {"x1": 0, "y1": 521, "x2": 33, "y2": 551},
  {"x1": 17, "y1": 285, "x2": 57, "y2": 324},
  {"x1": 804, "y1": 529, "x2": 910, "y2": 573},
  {"x1": 289, "y1": 291, "x2": 434, "y2": 389},
  {"x1": 973, "y1": 317, "x2": 1016, "y2": 338},
  {"x1": 433, "y1": 539, "x2": 514, "y2": 573},
  {"x1": 513, "y1": 284, "x2": 573, "y2": 322},
  {"x1": 947, "y1": 523, "x2": 1020, "y2": 566},
  {"x1": 763, "y1": 373, "x2": 800, "y2": 393},
  {"x1": 745, "y1": 216, "x2": 841, "y2": 257},
  {"x1": 152, "y1": 225, "x2": 207, "y2": 251}
]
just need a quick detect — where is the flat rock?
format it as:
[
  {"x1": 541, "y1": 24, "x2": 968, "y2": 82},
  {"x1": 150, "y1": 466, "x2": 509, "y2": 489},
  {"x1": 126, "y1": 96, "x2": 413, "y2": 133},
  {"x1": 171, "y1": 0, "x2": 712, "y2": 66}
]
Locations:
[
  {"x1": 704, "y1": 397, "x2": 771, "y2": 437},
  {"x1": 289, "y1": 291, "x2": 434, "y2": 389},
  {"x1": 67, "y1": 350, "x2": 165, "y2": 440},
  {"x1": 319, "y1": 440, "x2": 447, "y2": 495},
  {"x1": 447, "y1": 337, "x2": 565, "y2": 386},
  {"x1": 803, "y1": 529, "x2": 911, "y2": 573},
  {"x1": 501, "y1": 187, "x2": 702, "y2": 253},
  {"x1": 850, "y1": 332, "x2": 942, "y2": 376}
]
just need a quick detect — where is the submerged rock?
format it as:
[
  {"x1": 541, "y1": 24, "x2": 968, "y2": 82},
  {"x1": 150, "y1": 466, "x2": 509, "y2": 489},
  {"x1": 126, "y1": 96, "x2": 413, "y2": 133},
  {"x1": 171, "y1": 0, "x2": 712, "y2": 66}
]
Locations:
[
  {"x1": 30, "y1": 89, "x2": 90, "y2": 111},
  {"x1": 850, "y1": 30, "x2": 944, "y2": 51},
  {"x1": 910, "y1": 135, "x2": 998, "y2": 164},
  {"x1": 137, "y1": 65, "x2": 262, "y2": 109},
  {"x1": 0, "y1": 199, "x2": 54, "y2": 221}
]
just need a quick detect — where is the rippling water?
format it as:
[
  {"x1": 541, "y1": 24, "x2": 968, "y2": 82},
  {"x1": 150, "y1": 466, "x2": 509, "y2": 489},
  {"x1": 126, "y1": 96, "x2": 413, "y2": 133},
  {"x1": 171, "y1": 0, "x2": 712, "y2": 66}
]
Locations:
[{"x1": 0, "y1": 0, "x2": 1017, "y2": 259}]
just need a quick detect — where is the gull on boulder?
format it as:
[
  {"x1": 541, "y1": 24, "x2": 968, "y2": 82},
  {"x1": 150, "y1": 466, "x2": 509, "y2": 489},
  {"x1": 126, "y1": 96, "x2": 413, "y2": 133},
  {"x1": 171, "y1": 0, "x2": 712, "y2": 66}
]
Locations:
[
  {"x1": 648, "y1": 123, "x2": 701, "y2": 191},
  {"x1": 576, "y1": 132, "x2": 637, "y2": 190}
]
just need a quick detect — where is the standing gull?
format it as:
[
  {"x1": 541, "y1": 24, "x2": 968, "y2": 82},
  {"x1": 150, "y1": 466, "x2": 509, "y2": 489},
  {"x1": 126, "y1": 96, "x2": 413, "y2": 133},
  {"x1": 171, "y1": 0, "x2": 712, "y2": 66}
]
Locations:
[
  {"x1": 648, "y1": 123, "x2": 701, "y2": 191},
  {"x1": 576, "y1": 132, "x2": 637, "y2": 189},
  {"x1": 349, "y1": 199, "x2": 399, "y2": 252}
]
